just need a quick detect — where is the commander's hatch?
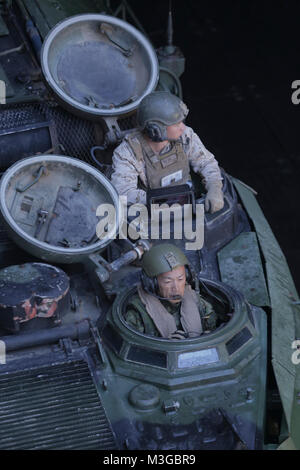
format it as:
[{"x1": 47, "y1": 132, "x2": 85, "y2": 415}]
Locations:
[{"x1": 41, "y1": 14, "x2": 158, "y2": 121}]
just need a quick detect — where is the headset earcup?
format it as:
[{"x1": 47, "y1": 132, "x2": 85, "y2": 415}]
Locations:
[
  {"x1": 144, "y1": 122, "x2": 165, "y2": 142},
  {"x1": 185, "y1": 266, "x2": 192, "y2": 284},
  {"x1": 141, "y1": 270, "x2": 156, "y2": 294},
  {"x1": 153, "y1": 276, "x2": 158, "y2": 293}
]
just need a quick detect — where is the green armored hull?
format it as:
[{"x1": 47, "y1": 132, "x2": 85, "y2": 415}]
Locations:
[{"x1": 0, "y1": 0, "x2": 298, "y2": 451}]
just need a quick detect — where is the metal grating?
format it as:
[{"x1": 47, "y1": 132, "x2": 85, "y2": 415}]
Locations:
[
  {"x1": 0, "y1": 360, "x2": 117, "y2": 450},
  {"x1": 0, "y1": 102, "x2": 97, "y2": 167},
  {"x1": 0, "y1": 102, "x2": 138, "y2": 169},
  {"x1": 43, "y1": 104, "x2": 97, "y2": 164},
  {"x1": 0, "y1": 105, "x2": 45, "y2": 131}
]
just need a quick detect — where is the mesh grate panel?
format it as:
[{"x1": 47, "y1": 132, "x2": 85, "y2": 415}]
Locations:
[
  {"x1": 0, "y1": 105, "x2": 46, "y2": 131},
  {"x1": 0, "y1": 102, "x2": 97, "y2": 166},
  {"x1": 0, "y1": 102, "x2": 138, "y2": 169},
  {"x1": 0, "y1": 360, "x2": 117, "y2": 450},
  {"x1": 42, "y1": 104, "x2": 97, "y2": 163}
]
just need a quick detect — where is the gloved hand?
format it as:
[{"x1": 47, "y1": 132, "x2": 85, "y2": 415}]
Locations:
[
  {"x1": 204, "y1": 183, "x2": 224, "y2": 214},
  {"x1": 169, "y1": 330, "x2": 188, "y2": 340}
]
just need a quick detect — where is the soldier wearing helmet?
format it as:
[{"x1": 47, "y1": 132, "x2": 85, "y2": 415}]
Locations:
[
  {"x1": 124, "y1": 244, "x2": 217, "y2": 339},
  {"x1": 111, "y1": 91, "x2": 224, "y2": 213}
]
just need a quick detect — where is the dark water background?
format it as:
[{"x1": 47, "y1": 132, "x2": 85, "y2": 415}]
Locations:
[{"x1": 130, "y1": 0, "x2": 300, "y2": 291}]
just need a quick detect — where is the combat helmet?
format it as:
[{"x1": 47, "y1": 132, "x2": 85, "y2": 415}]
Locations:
[
  {"x1": 137, "y1": 91, "x2": 189, "y2": 142},
  {"x1": 141, "y1": 243, "x2": 195, "y2": 295}
]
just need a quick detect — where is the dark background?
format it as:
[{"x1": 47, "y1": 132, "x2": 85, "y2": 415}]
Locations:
[{"x1": 129, "y1": 0, "x2": 300, "y2": 291}]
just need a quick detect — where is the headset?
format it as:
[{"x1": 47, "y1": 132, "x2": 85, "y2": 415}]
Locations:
[
  {"x1": 141, "y1": 264, "x2": 199, "y2": 301},
  {"x1": 143, "y1": 122, "x2": 168, "y2": 142}
]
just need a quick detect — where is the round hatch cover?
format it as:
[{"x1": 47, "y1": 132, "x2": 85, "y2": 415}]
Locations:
[
  {"x1": 41, "y1": 14, "x2": 159, "y2": 119},
  {"x1": 0, "y1": 155, "x2": 124, "y2": 264}
]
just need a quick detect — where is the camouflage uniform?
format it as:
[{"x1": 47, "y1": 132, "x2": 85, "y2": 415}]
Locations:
[
  {"x1": 124, "y1": 288, "x2": 217, "y2": 338},
  {"x1": 111, "y1": 126, "x2": 223, "y2": 205}
]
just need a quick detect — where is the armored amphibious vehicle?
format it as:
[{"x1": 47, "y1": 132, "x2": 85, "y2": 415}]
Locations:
[{"x1": 0, "y1": 1, "x2": 299, "y2": 450}]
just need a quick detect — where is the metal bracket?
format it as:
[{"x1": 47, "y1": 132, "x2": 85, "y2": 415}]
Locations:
[
  {"x1": 163, "y1": 399, "x2": 180, "y2": 414},
  {"x1": 16, "y1": 165, "x2": 45, "y2": 193},
  {"x1": 59, "y1": 337, "x2": 73, "y2": 356},
  {"x1": 34, "y1": 208, "x2": 48, "y2": 237},
  {"x1": 99, "y1": 23, "x2": 133, "y2": 57},
  {"x1": 89, "y1": 323, "x2": 107, "y2": 367}
]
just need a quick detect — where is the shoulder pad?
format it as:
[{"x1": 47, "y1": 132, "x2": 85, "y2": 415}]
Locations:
[{"x1": 126, "y1": 131, "x2": 144, "y2": 161}]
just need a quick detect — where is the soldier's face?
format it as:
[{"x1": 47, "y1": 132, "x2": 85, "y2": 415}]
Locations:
[
  {"x1": 166, "y1": 121, "x2": 186, "y2": 141},
  {"x1": 157, "y1": 265, "x2": 186, "y2": 303}
]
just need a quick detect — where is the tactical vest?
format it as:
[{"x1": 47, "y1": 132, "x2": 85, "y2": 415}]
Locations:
[
  {"x1": 127, "y1": 131, "x2": 192, "y2": 189},
  {"x1": 135, "y1": 285, "x2": 203, "y2": 339}
]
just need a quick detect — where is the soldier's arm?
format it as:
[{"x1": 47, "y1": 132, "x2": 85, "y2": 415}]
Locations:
[
  {"x1": 124, "y1": 308, "x2": 146, "y2": 333},
  {"x1": 111, "y1": 142, "x2": 147, "y2": 205},
  {"x1": 183, "y1": 126, "x2": 222, "y2": 185},
  {"x1": 183, "y1": 126, "x2": 224, "y2": 213},
  {"x1": 199, "y1": 297, "x2": 218, "y2": 332}
]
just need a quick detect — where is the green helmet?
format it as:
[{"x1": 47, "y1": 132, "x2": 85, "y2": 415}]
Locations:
[
  {"x1": 137, "y1": 91, "x2": 189, "y2": 142},
  {"x1": 142, "y1": 243, "x2": 189, "y2": 278}
]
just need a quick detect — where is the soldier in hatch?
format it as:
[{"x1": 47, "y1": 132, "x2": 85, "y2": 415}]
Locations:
[
  {"x1": 124, "y1": 244, "x2": 217, "y2": 339},
  {"x1": 111, "y1": 91, "x2": 224, "y2": 213}
]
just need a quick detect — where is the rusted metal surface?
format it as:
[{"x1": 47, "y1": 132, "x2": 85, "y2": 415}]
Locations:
[{"x1": 0, "y1": 262, "x2": 69, "y2": 331}]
